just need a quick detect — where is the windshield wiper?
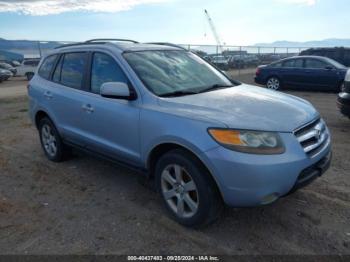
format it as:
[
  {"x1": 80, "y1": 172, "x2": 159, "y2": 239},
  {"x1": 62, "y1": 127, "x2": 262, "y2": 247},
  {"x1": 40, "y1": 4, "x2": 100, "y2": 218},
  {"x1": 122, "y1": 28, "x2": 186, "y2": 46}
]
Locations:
[
  {"x1": 198, "y1": 84, "x2": 233, "y2": 94},
  {"x1": 159, "y1": 90, "x2": 198, "y2": 97}
]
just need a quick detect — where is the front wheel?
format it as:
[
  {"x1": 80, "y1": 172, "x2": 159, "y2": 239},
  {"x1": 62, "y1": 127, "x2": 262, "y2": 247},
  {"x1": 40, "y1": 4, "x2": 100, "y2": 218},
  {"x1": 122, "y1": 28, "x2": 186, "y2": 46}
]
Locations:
[
  {"x1": 266, "y1": 77, "x2": 281, "y2": 90},
  {"x1": 155, "y1": 149, "x2": 223, "y2": 228}
]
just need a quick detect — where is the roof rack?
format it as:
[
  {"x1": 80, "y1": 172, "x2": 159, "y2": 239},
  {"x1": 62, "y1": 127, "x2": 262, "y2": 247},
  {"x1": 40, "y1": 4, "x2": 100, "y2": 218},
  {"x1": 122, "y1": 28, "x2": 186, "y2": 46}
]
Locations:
[
  {"x1": 85, "y1": 38, "x2": 139, "y2": 44},
  {"x1": 54, "y1": 42, "x2": 102, "y2": 49},
  {"x1": 55, "y1": 38, "x2": 139, "y2": 49},
  {"x1": 146, "y1": 42, "x2": 187, "y2": 50}
]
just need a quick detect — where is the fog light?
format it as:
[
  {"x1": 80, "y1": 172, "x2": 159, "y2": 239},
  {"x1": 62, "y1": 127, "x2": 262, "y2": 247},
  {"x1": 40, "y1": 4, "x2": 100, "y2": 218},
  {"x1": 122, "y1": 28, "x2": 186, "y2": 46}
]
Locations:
[{"x1": 261, "y1": 193, "x2": 279, "y2": 205}]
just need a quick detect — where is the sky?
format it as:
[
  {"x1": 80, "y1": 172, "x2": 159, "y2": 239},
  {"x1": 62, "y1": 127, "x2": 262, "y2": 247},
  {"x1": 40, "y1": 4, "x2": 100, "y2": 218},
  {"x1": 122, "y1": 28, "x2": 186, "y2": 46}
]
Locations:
[{"x1": 0, "y1": 0, "x2": 349, "y2": 45}]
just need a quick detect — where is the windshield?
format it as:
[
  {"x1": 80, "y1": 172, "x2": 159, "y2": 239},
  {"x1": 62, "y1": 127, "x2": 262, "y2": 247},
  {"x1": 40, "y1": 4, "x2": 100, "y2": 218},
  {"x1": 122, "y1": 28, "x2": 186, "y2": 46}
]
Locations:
[{"x1": 123, "y1": 50, "x2": 234, "y2": 96}]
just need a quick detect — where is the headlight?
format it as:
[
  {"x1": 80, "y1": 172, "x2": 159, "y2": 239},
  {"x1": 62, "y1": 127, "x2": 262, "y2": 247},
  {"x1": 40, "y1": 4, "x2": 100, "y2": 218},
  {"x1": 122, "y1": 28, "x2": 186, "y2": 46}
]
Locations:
[{"x1": 208, "y1": 128, "x2": 285, "y2": 154}]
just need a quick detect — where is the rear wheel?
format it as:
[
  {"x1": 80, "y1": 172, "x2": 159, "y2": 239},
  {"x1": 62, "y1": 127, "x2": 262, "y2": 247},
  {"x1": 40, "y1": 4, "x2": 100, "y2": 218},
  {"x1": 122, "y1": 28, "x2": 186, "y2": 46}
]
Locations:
[
  {"x1": 155, "y1": 149, "x2": 223, "y2": 228},
  {"x1": 266, "y1": 77, "x2": 281, "y2": 90},
  {"x1": 38, "y1": 117, "x2": 70, "y2": 162}
]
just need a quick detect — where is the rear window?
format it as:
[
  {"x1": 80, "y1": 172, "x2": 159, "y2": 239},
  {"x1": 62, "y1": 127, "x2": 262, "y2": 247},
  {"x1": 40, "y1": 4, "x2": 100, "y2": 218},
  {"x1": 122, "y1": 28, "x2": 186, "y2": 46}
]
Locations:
[
  {"x1": 38, "y1": 55, "x2": 58, "y2": 80},
  {"x1": 60, "y1": 53, "x2": 87, "y2": 89}
]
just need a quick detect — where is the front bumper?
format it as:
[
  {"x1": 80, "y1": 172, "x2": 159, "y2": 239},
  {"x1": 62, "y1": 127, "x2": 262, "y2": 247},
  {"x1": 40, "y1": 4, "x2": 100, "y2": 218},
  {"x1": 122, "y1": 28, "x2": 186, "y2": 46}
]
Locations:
[{"x1": 202, "y1": 132, "x2": 331, "y2": 207}]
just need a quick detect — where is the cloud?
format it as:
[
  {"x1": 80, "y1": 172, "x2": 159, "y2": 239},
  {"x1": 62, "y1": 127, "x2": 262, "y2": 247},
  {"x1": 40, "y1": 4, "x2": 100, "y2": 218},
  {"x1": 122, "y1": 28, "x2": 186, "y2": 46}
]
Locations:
[
  {"x1": 276, "y1": 0, "x2": 317, "y2": 6},
  {"x1": 0, "y1": 0, "x2": 168, "y2": 16}
]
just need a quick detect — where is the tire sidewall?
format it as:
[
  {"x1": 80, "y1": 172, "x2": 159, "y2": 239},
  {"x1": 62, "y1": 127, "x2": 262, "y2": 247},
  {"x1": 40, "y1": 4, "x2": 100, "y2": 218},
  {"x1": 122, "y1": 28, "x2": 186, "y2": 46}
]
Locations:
[{"x1": 155, "y1": 150, "x2": 218, "y2": 227}]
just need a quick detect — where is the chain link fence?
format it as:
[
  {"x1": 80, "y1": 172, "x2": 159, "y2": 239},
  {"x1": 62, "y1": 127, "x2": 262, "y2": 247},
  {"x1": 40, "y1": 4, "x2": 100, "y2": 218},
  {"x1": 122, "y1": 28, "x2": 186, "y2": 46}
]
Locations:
[
  {"x1": 1, "y1": 40, "x2": 314, "y2": 76},
  {"x1": 179, "y1": 44, "x2": 311, "y2": 75}
]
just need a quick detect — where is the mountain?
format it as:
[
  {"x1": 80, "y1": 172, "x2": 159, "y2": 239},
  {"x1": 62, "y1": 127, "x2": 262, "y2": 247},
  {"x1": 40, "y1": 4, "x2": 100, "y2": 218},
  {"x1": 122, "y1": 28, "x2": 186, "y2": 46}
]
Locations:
[
  {"x1": 255, "y1": 38, "x2": 350, "y2": 48},
  {"x1": 0, "y1": 38, "x2": 64, "y2": 50},
  {"x1": 0, "y1": 38, "x2": 70, "y2": 57}
]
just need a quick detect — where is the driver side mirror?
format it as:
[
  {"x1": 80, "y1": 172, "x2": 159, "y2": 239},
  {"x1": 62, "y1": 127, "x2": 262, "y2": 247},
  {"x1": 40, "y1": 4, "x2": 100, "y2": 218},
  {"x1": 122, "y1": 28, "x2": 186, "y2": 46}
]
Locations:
[
  {"x1": 325, "y1": 66, "x2": 334, "y2": 70},
  {"x1": 100, "y1": 82, "x2": 136, "y2": 100}
]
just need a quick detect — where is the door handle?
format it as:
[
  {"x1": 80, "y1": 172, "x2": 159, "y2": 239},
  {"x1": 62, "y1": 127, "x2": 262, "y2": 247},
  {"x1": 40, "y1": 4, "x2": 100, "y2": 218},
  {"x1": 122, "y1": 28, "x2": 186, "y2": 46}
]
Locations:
[
  {"x1": 82, "y1": 104, "x2": 94, "y2": 113},
  {"x1": 43, "y1": 91, "x2": 53, "y2": 99}
]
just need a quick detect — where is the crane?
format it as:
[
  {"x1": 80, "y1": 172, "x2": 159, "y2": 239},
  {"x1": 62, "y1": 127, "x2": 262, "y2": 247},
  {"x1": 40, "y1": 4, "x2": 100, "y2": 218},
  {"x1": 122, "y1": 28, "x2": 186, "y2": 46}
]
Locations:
[{"x1": 204, "y1": 9, "x2": 224, "y2": 53}]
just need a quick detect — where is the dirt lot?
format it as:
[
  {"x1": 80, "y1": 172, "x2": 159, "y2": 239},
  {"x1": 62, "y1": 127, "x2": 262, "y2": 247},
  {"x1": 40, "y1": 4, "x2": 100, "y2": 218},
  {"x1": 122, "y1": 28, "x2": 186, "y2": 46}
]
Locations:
[{"x1": 0, "y1": 75, "x2": 349, "y2": 256}]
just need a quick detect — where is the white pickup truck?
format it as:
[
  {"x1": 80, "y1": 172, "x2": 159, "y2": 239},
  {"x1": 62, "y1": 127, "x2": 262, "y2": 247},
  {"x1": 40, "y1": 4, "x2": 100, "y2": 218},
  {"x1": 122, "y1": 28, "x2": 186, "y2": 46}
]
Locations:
[{"x1": 16, "y1": 59, "x2": 40, "y2": 80}]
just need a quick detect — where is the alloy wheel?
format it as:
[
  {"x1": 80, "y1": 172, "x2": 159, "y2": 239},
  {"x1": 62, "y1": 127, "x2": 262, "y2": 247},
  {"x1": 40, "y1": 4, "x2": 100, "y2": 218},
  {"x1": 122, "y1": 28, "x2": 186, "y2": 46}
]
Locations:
[
  {"x1": 160, "y1": 164, "x2": 199, "y2": 218},
  {"x1": 41, "y1": 124, "x2": 57, "y2": 157},
  {"x1": 267, "y1": 77, "x2": 280, "y2": 90}
]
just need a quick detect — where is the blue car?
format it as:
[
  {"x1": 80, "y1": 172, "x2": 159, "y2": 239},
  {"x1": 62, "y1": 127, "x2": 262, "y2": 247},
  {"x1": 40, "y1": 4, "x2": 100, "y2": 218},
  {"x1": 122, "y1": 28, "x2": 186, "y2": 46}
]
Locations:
[
  {"x1": 255, "y1": 56, "x2": 348, "y2": 91},
  {"x1": 28, "y1": 40, "x2": 331, "y2": 227}
]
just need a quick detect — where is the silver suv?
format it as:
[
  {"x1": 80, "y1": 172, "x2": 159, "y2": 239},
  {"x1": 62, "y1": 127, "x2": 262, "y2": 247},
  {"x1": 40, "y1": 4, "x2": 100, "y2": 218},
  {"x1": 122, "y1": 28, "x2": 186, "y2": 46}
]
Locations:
[{"x1": 28, "y1": 39, "x2": 331, "y2": 227}]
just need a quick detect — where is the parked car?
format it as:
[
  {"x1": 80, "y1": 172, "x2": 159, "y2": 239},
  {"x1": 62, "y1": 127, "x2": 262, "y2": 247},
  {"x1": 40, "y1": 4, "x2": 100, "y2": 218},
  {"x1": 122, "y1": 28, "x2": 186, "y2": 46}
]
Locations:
[
  {"x1": 0, "y1": 68, "x2": 13, "y2": 81},
  {"x1": 228, "y1": 54, "x2": 260, "y2": 68},
  {"x1": 337, "y1": 69, "x2": 350, "y2": 117},
  {"x1": 255, "y1": 56, "x2": 348, "y2": 91},
  {"x1": 209, "y1": 55, "x2": 230, "y2": 70},
  {"x1": 300, "y1": 47, "x2": 350, "y2": 67},
  {"x1": 16, "y1": 59, "x2": 40, "y2": 80},
  {"x1": 28, "y1": 40, "x2": 331, "y2": 227},
  {"x1": 0, "y1": 62, "x2": 17, "y2": 76}
]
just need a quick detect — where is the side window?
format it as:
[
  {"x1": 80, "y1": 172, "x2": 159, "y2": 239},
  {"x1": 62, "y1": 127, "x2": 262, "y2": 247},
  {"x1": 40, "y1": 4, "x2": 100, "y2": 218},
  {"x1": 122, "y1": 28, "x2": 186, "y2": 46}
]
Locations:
[
  {"x1": 38, "y1": 55, "x2": 58, "y2": 80},
  {"x1": 282, "y1": 59, "x2": 303, "y2": 68},
  {"x1": 60, "y1": 53, "x2": 87, "y2": 89},
  {"x1": 52, "y1": 55, "x2": 63, "y2": 82},
  {"x1": 91, "y1": 52, "x2": 128, "y2": 94},
  {"x1": 283, "y1": 60, "x2": 295, "y2": 68},
  {"x1": 271, "y1": 62, "x2": 282, "y2": 68},
  {"x1": 294, "y1": 59, "x2": 303, "y2": 68},
  {"x1": 305, "y1": 59, "x2": 327, "y2": 69}
]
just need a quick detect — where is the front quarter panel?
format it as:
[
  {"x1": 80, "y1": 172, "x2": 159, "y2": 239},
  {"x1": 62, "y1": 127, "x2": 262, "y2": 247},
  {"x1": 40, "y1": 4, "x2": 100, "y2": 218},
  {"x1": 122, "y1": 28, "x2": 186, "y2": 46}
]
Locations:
[{"x1": 140, "y1": 105, "x2": 224, "y2": 167}]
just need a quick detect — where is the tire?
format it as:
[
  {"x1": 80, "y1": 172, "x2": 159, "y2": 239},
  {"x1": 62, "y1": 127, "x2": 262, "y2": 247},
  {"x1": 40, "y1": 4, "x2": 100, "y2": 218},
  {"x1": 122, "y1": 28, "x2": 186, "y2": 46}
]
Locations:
[
  {"x1": 26, "y1": 72, "x2": 34, "y2": 81},
  {"x1": 155, "y1": 149, "x2": 223, "y2": 228},
  {"x1": 266, "y1": 76, "x2": 281, "y2": 90},
  {"x1": 38, "y1": 117, "x2": 69, "y2": 162}
]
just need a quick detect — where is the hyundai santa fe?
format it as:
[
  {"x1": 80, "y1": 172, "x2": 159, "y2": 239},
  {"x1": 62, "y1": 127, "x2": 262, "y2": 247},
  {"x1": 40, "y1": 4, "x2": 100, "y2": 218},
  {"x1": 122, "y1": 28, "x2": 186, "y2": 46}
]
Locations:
[{"x1": 28, "y1": 39, "x2": 332, "y2": 227}]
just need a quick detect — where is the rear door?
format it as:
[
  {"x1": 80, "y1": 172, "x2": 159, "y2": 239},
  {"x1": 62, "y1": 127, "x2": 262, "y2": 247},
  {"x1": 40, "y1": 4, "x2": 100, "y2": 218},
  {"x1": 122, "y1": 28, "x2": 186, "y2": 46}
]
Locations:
[
  {"x1": 279, "y1": 58, "x2": 305, "y2": 87},
  {"x1": 46, "y1": 52, "x2": 90, "y2": 146},
  {"x1": 303, "y1": 58, "x2": 339, "y2": 89}
]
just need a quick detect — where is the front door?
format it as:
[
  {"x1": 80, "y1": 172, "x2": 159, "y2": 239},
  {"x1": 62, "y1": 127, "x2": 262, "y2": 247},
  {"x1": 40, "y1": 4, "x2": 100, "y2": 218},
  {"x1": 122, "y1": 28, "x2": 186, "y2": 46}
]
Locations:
[
  {"x1": 79, "y1": 52, "x2": 141, "y2": 165},
  {"x1": 303, "y1": 58, "x2": 339, "y2": 90}
]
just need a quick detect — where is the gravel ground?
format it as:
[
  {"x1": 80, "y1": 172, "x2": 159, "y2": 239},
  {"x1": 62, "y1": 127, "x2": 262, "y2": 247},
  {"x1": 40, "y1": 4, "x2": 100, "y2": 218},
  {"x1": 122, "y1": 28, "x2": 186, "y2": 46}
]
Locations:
[{"x1": 0, "y1": 75, "x2": 349, "y2": 256}]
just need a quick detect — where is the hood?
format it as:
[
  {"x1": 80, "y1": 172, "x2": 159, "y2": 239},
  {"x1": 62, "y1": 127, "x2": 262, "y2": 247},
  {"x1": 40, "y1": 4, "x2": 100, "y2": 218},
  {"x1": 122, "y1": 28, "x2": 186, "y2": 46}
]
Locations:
[{"x1": 158, "y1": 84, "x2": 319, "y2": 132}]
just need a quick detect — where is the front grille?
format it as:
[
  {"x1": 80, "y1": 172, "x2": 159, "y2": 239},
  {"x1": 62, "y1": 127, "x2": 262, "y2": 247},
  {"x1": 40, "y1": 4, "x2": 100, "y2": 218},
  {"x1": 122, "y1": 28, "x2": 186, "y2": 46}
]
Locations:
[{"x1": 294, "y1": 118, "x2": 329, "y2": 157}]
